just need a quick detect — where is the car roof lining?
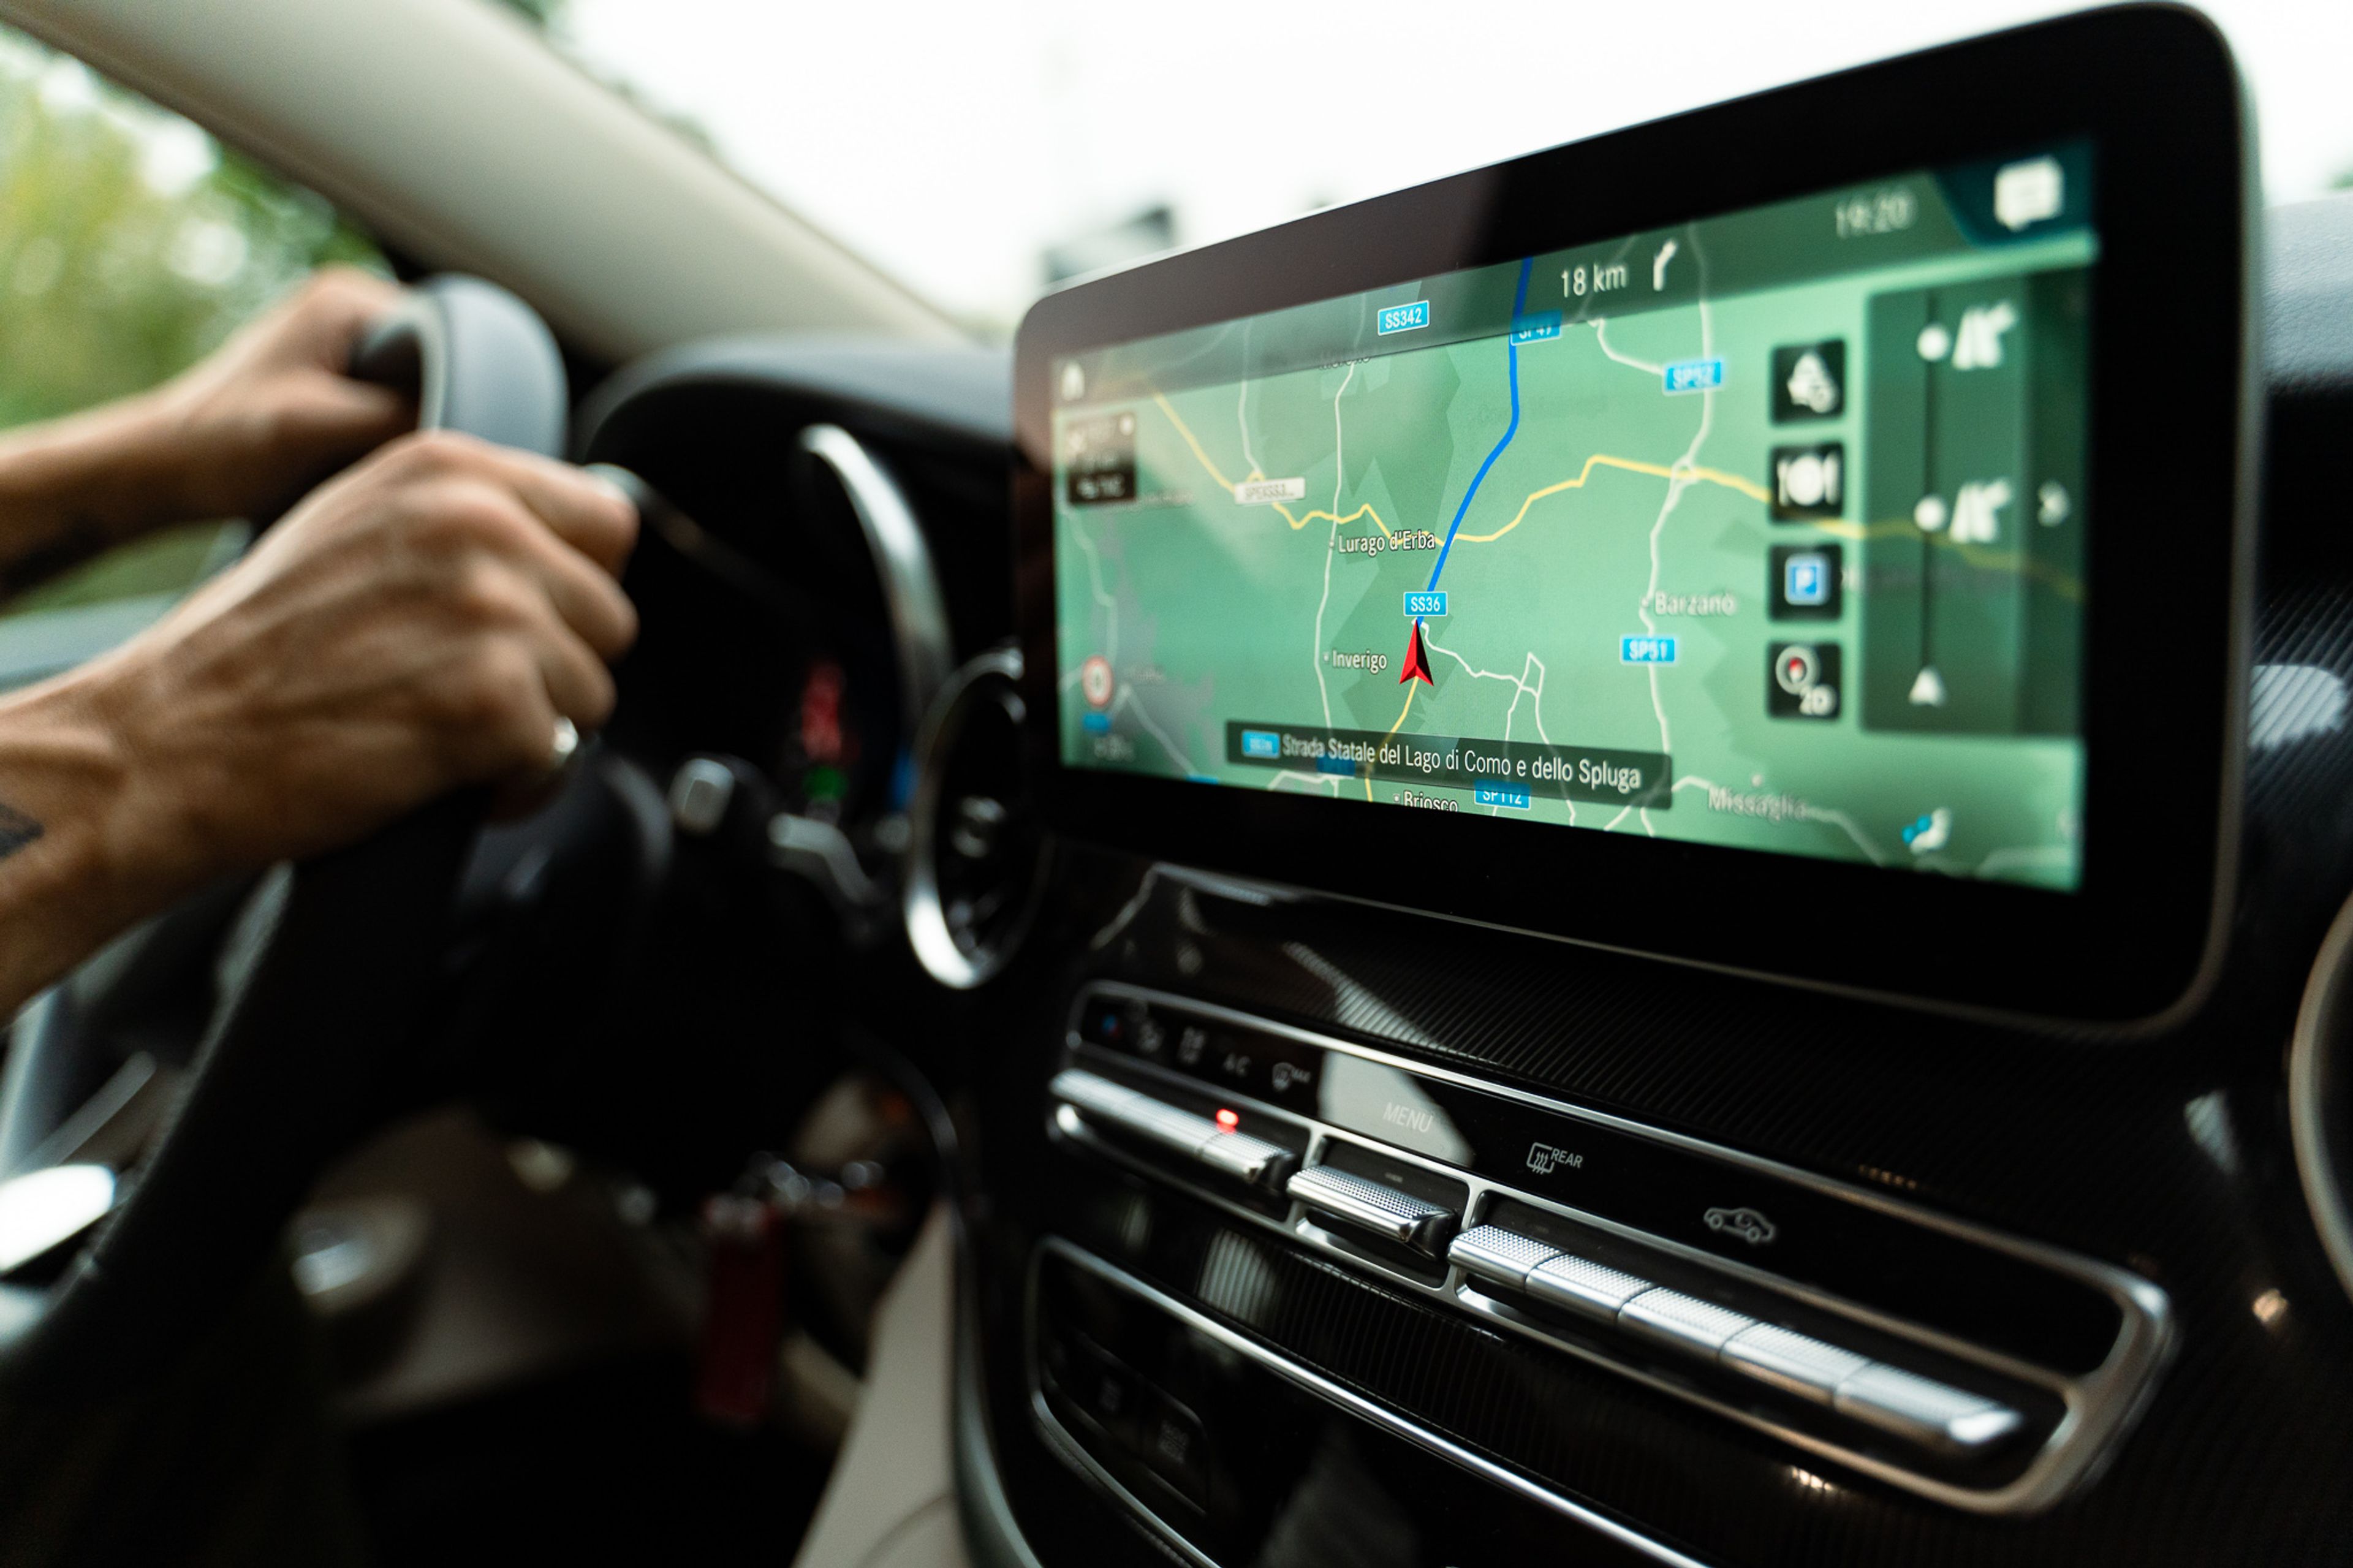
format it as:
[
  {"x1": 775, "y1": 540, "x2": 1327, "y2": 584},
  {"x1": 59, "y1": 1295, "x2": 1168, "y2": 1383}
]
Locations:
[{"x1": 0, "y1": 0, "x2": 960, "y2": 362}]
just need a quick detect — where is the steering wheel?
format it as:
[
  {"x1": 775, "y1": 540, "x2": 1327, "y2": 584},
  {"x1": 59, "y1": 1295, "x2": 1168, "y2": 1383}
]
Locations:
[{"x1": 0, "y1": 277, "x2": 570, "y2": 1392}]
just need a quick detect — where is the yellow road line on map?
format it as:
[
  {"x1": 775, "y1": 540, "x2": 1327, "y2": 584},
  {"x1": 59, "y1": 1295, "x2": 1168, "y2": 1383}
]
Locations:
[
  {"x1": 1931, "y1": 535, "x2": 2085, "y2": 602},
  {"x1": 1298, "y1": 502, "x2": 1394, "y2": 537},
  {"x1": 1455, "y1": 455, "x2": 1771, "y2": 545},
  {"x1": 1153, "y1": 393, "x2": 1395, "y2": 539},
  {"x1": 1153, "y1": 392, "x2": 1236, "y2": 490},
  {"x1": 1450, "y1": 459, "x2": 2080, "y2": 599},
  {"x1": 1151, "y1": 377, "x2": 2083, "y2": 683},
  {"x1": 1799, "y1": 517, "x2": 2084, "y2": 602},
  {"x1": 1366, "y1": 681, "x2": 1422, "y2": 800},
  {"x1": 1155, "y1": 386, "x2": 2080, "y2": 600},
  {"x1": 1159, "y1": 394, "x2": 1757, "y2": 550}
]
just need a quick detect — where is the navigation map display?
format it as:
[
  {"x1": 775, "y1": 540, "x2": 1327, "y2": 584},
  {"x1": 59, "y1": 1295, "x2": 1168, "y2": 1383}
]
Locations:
[{"x1": 1048, "y1": 147, "x2": 2095, "y2": 890}]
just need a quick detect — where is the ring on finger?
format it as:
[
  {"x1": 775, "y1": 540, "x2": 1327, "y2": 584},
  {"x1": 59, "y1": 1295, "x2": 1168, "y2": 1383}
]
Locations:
[{"x1": 547, "y1": 716, "x2": 581, "y2": 773}]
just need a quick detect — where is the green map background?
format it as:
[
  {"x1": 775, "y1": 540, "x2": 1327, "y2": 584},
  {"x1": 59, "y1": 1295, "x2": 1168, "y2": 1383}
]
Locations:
[{"x1": 1056, "y1": 232, "x2": 2093, "y2": 887}]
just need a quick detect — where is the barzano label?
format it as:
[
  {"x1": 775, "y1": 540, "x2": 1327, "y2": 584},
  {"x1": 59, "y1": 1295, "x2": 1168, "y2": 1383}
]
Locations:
[{"x1": 1235, "y1": 477, "x2": 1308, "y2": 504}]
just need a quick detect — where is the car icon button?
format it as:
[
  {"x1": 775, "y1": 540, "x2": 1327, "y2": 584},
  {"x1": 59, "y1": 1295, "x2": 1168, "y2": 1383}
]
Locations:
[{"x1": 1702, "y1": 1206, "x2": 1778, "y2": 1246}]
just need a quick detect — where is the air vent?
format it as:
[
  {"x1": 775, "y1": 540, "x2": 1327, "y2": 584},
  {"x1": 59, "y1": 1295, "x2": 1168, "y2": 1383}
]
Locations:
[{"x1": 903, "y1": 647, "x2": 1044, "y2": 988}]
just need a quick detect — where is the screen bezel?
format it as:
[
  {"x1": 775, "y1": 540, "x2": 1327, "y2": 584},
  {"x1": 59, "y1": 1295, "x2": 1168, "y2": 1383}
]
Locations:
[{"x1": 1011, "y1": 4, "x2": 2253, "y2": 1028}]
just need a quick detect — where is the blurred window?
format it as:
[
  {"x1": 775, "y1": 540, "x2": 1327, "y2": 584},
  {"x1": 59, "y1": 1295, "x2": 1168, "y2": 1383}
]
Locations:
[
  {"x1": 0, "y1": 24, "x2": 386, "y2": 688},
  {"x1": 533, "y1": 0, "x2": 2353, "y2": 335}
]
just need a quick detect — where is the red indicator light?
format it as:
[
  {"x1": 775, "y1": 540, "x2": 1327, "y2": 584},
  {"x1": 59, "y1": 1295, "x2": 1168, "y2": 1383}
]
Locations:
[{"x1": 1214, "y1": 1108, "x2": 1240, "y2": 1132}]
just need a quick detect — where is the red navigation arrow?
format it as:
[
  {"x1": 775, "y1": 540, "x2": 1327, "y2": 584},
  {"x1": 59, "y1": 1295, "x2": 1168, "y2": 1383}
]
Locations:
[{"x1": 1399, "y1": 618, "x2": 1434, "y2": 686}]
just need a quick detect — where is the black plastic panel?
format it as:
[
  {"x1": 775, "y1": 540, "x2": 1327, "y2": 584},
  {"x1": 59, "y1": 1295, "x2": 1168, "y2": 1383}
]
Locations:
[
  {"x1": 559, "y1": 183, "x2": 2353, "y2": 1568},
  {"x1": 1033, "y1": 1243, "x2": 1699, "y2": 1568}
]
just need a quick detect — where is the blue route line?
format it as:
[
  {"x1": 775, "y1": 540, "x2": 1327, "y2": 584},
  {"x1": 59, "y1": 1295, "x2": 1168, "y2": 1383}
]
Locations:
[{"x1": 1425, "y1": 254, "x2": 1533, "y2": 593}]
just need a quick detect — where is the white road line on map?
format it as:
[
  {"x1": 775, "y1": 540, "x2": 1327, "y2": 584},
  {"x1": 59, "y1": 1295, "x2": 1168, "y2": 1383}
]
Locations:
[
  {"x1": 1308, "y1": 362, "x2": 1358, "y2": 730},
  {"x1": 1672, "y1": 774, "x2": 1885, "y2": 864},
  {"x1": 1625, "y1": 229, "x2": 1713, "y2": 835},
  {"x1": 1069, "y1": 520, "x2": 1119, "y2": 670},
  {"x1": 1425, "y1": 632, "x2": 1575, "y2": 825},
  {"x1": 1604, "y1": 800, "x2": 1667, "y2": 836},
  {"x1": 1495, "y1": 653, "x2": 1556, "y2": 819},
  {"x1": 1113, "y1": 686, "x2": 1200, "y2": 777},
  {"x1": 1488, "y1": 719, "x2": 1507, "y2": 810},
  {"x1": 1312, "y1": 518, "x2": 1342, "y2": 729},
  {"x1": 1522, "y1": 655, "x2": 1553, "y2": 741},
  {"x1": 1521, "y1": 653, "x2": 1564, "y2": 830},
  {"x1": 1976, "y1": 843, "x2": 2071, "y2": 877},
  {"x1": 1423, "y1": 634, "x2": 1521, "y2": 687},
  {"x1": 1803, "y1": 805, "x2": 1887, "y2": 865},
  {"x1": 1267, "y1": 769, "x2": 1341, "y2": 795},
  {"x1": 1237, "y1": 321, "x2": 1262, "y2": 480},
  {"x1": 1641, "y1": 291, "x2": 1713, "y2": 726},
  {"x1": 1590, "y1": 319, "x2": 1665, "y2": 375},
  {"x1": 1330, "y1": 362, "x2": 1355, "y2": 514}
]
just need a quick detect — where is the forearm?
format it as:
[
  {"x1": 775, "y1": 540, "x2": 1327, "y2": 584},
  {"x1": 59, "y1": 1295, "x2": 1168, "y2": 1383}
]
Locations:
[
  {"x1": 0, "y1": 395, "x2": 191, "y2": 599},
  {"x1": 0, "y1": 674, "x2": 153, "y2": 1018}
]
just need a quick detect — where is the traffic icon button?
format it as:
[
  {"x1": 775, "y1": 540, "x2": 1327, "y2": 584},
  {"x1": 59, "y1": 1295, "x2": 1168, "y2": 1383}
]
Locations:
[{"x1": 1768, "y1": 642, "x2": 1841, "y2": 720}]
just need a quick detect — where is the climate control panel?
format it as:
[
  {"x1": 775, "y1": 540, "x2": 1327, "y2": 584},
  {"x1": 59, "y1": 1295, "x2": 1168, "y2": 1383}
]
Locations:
[{"x1": 1044, "y1": 983, "x2": 2171, "y2": 1515}]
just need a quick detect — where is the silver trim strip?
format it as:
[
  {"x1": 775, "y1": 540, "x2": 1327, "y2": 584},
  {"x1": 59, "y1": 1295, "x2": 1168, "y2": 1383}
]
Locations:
[
  {"x1": 1028, "y1": 1237, "x2": 1714, "y2": 1568},
  {"x1": 1029, "y1": 1393, "x2": 1218, "y2": 1568},
  {"x1": 1055, "y1": 981, "x2": 2173, "y2": 1515},
  {"x1": 797, "y1": 424, "x2": 954, "y2": 748},
  {"x1": 2290, "y1": 887, "x2": 2353, "y2": 1303}
]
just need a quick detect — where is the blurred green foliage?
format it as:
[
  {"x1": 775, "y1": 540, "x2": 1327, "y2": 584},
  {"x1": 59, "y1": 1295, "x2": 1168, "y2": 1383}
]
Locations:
[
  {"x1": 0, "y1": 25, "x2": 384, "y2": 635},
  {"x1": 0, "y1": 27, "x2": 384, "y2": 430}
]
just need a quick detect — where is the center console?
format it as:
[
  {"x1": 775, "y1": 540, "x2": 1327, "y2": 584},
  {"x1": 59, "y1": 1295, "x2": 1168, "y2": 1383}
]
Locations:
[
  {"x1": 1046, "y1": 982, "x2": 2166, "y2": 1523},
  {"x1": 978, "y1": 10, "x2": 2267, "y2": 1567}
]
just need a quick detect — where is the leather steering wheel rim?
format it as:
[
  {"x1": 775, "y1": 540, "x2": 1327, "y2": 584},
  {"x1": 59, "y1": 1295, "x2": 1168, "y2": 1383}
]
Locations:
[{"x1": 0, "y1": 276, "x2": 569, "y2": 1393}]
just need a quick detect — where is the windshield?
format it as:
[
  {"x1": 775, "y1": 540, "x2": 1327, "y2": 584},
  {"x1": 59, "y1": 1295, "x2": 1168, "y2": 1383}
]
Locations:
[{"x1": 543, "y1": 0, "x2": 2349, "y2": 334}]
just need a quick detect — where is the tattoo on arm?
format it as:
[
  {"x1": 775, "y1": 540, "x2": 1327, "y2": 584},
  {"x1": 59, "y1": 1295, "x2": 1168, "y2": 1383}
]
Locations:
[{"x1": 0, "y1": 801, "x2": 42, "y2": 863}]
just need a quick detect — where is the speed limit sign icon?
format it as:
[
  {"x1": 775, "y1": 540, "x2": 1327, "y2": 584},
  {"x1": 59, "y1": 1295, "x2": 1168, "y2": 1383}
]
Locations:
[{"x1": 1080, "y1": 655, "x2": 1115, "y2": 708}]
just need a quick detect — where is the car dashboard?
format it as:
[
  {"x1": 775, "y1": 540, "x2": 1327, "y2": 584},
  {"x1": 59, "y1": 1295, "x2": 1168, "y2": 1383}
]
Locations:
[{"x1": 568, "y1": 85, "x2": 2353, "y2": 1568}]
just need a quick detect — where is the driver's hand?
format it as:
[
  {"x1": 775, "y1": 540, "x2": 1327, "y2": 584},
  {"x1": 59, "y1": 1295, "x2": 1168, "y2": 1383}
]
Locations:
[
  {"x1": 73, "y1": 430, "x2": 637, "y2": 899},
  {"x1": 146, "y1": 267, "x2": 414, "y2": 524}
]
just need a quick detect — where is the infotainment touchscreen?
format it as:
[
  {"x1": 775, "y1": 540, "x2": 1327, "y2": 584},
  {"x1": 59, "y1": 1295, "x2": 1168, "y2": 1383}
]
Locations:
[
  {"x1": 1048, "y1": 149, "x2": 2094, "y2": 889},
  {"x1": 1014, "y1": 7, "x2": 2249, "y2": 1025}
]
